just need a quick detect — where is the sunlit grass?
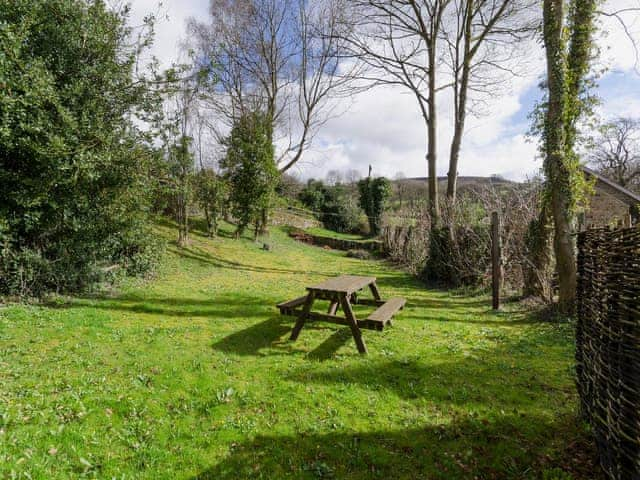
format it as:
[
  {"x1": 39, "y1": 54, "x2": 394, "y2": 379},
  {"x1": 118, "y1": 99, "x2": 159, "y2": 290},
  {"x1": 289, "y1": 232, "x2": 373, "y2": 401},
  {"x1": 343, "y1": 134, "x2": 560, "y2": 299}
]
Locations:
[
  {"x1": 303, "y1": 226, "x2": 371, "y2": 241},
  {"x1": 0, "y1": 220, "x2": 596, "y2": 479}
]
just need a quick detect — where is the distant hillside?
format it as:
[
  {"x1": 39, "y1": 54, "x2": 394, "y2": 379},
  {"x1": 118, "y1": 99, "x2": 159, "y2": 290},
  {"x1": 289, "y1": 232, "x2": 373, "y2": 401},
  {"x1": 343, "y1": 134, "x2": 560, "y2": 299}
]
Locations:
[
  {"x1": 385, "y1": 176, "x2": 519, "y2": 210},
  {"x1": 395, "y1": 176, "x2": 517, "y2": 188}
]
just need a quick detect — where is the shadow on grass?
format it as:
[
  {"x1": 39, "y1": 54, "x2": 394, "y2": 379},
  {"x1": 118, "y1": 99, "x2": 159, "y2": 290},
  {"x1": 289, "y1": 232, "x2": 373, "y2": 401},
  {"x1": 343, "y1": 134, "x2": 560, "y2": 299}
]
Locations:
[
  {"x1": 190, "y1": 413, "x2": 600, "y2": 480},
  {"x1": 211, "y1": 315, "x2": 358, "y2": 358},
  {"x1": 212, "y1": 316, "x2": 293, "y2": 356},
  {"x1": 286, "y1": 354, "x2": 570, "y2": 406},
  {"x1": 366, "y1": 275, "x2": 541, "y2": 327},
  {"x1": 201, "y1": 317, "x2": 588, "y2": 479},
  {"x1": 306, "y1": 328, "x2": 354, "y2": 361},
  {"x1": 172, "y1": 246, "x2": 331, "y2": 278},
  {"x1": 47, "y1": 292, "x2": 275, "y2": 319},
  {"x1": 187, "y1": 217, "x2": 238, "y2": 240},
  {"x1": 156, "y1": 216, "x2": 239, "y2": 240}
]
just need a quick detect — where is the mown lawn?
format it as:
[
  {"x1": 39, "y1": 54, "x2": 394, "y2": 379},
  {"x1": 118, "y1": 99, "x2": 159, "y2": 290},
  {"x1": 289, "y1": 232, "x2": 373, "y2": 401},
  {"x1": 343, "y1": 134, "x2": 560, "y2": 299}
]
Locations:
[
  {"x1": 0, "y1": 221, "x2": 598, "y2": 479},
  {"x1": 303, "y1": 226, "x2": 371, "y2": 242}
]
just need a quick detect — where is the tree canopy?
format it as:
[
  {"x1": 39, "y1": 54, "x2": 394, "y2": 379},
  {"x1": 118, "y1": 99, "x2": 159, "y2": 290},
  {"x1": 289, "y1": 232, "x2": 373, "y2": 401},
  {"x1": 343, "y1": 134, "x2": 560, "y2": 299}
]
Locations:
[{"x1": 0, "y1": 0, "x2": 164, "y2": 295}]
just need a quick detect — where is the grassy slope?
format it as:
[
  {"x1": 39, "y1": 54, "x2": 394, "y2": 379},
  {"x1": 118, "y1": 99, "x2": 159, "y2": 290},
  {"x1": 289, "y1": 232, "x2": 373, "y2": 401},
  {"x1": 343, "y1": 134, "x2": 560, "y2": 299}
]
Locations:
[
  {"x1": 303, "y1": 226, "x2": 371, "y2": 242},
  {"x1": 0, "y1": 221, "x2": 595, "y2": 479}
]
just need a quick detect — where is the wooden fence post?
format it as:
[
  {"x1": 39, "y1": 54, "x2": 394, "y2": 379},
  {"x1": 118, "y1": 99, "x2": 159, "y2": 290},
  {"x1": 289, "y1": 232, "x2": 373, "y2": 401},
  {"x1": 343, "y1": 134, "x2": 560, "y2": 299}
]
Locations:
[{"x1": 491, "y1": 211, "x2": 502, "y2": 310}]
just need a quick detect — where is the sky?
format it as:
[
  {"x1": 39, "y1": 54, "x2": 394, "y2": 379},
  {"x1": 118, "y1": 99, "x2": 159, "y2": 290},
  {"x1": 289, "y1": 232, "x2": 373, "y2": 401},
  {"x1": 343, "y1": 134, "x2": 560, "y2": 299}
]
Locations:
[{"x1": 128, "y1": 0, "x2": 640, "y2": 181}]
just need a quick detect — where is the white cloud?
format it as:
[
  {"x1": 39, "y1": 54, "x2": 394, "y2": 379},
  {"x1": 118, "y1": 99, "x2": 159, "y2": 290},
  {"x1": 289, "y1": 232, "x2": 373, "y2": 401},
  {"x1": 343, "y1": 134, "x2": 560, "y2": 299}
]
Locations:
[
  {"x1": 136, "y1": 0, "x2": 640, "y2": 182},
  {"x1": 295, "y1": 48, "x2": 546, "y2": 181},
  {"x1": 598, "y1": 0, "x2": 640, "y2": 73},
  {"x1": 127, "y1": 0, "x2": 210, "y2": 68}
]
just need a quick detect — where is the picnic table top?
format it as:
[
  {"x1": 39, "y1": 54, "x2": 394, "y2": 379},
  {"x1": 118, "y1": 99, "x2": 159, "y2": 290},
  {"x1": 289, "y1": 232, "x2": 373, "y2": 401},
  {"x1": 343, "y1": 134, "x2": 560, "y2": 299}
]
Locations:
[{"x1": 307, "y1": 274, "x2": 376, "y2": 295}]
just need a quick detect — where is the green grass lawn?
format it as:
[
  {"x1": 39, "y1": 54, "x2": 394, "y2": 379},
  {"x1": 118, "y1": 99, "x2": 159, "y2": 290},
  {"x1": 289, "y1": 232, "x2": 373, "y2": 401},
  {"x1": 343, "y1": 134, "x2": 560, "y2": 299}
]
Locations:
[
  {"x1": 303, "y1": 226, "x2": 371, "y2": 242},
  {"x1": 0, "y1": 221, "x2": 597, "y2": 479}
]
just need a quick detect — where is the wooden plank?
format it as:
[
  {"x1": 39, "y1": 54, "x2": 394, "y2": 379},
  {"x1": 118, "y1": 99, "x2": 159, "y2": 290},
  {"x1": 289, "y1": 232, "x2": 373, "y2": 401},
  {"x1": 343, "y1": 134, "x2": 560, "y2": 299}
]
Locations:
[
  {"x1": 339, "y1": 294, "x2": 368, "y2": 354},
  {"x1": 277, "y1": 295, "x2": 308, "y2": 310},
  {"x1": 366, "y1": 297, "x2": 406, "y2": 323},
  {"x1": 307, "y1": 311, "x2": 350, "y2": 325},
  {"x1": 307, "y1": 275, "x2": 376, "y2": 295},
  {"x1": 283, "y1": 309, "x2": 385, "y2": 330},
  {"x1": 290, "y1": 292, "x2": 315, "y2": 341}
]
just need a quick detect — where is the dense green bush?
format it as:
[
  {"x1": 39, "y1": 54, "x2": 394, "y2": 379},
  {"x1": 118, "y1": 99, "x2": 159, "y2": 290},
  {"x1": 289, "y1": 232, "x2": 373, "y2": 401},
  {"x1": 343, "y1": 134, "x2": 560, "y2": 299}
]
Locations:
[
  {"x1": 114, "y1": 229, "x2": 166, "y2": 279},
  {"x1": 358, "y1": 176, "x2": 391, "y2": 235},
  {"x1": 298, "y1": 180, "x2": 363, "y2": 233},
  {"x1": 299, "y1": 180, "x2": 327, "y2": 213},
  {"x1": 0, "y1": 0, "x2": 164, "y2": 296},
  {"x1": 321, "y1": 185, "x2": 363, "y2": 233},
  {"x1": 221, "y1": 111, "x2": 277, "y2": 237}
]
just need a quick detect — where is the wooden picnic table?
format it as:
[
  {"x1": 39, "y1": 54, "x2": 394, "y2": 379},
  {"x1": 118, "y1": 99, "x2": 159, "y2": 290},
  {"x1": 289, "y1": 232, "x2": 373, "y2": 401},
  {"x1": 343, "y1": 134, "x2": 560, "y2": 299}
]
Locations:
[{"x1": 277, "y1": 275, "x2": 406, "y2": 354}]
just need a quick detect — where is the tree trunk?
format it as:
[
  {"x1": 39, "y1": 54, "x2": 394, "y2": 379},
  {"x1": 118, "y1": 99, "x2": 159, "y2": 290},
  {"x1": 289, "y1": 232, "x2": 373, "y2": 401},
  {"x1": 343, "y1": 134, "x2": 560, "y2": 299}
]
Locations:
[
  {"x1": 203, "y1": 203, "x2": 213, "y2": 237},
  {"x1": 177, "y1": 192, "x2": 189, "y2": 247},
  {"x1": 447, "y1": 80, "x2": 469, "y2": 203},
  {"x1": 564, "y1": 0, "x2": 598, "y2": 153},
  {"x1": 447, "y1": 2, "x2": 472, "y2": 203},
  {"x1": 543, "y1": 0, "x2": 575, "y2": 313},
  {"x1": 427, "y1": 45, "x2": 440, "y2": 227},
  {"x1": 258, "y1": 207, "x2": 269, "y2": 237},
  {"x1": 447, "y1": 121, "x2": 464, "y2": 203},
  {"x1": 524, "y1": 205, "x2": 554, "y2": 301},
  {"x1": 551, "y1": 196, "x2": 576, "y2": 311}
]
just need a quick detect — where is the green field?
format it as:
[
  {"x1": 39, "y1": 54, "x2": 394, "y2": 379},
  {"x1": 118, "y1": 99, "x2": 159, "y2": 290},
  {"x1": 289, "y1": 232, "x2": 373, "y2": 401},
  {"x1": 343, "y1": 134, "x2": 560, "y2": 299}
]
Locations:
[{"x1": 0, "y1": 221, "x2": 597, "y2": 479}]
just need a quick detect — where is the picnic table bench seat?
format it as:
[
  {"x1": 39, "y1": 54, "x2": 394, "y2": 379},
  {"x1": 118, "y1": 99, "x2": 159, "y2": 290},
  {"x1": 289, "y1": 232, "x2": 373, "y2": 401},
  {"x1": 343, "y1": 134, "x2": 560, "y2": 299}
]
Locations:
[
  {"x1": 277, "y1": 296, "x2": 308, "y2": 316},
  {"x1": 360, "y1": 297, "x2": 406, "y2": 331}
]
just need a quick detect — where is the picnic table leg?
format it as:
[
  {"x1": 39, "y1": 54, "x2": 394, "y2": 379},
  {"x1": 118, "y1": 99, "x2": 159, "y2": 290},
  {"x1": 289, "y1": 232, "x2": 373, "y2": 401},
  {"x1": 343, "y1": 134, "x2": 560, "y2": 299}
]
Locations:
[
  {"x1": 290, "y1": 291, "x2": 315, "y2": 341},
  {"x1": 369, "y1": 282, "x2": 382, "y2": 301},
  {"x1": 339, "y1": 293, "x2": 368, "y2": 354},
  {"x1": 327, "y1": 294, "x2": 339, "y2": 315},
  {"x1": 368, "y1": 282, "x2": 392, "y2": 326}
]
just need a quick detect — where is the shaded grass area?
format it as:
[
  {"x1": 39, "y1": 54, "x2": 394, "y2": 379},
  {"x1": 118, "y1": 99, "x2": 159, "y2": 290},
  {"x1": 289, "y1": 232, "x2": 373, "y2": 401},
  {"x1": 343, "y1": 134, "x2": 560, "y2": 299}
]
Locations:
[{"x1": 0, "y1": 221, "x2": 599, "y2": 479}]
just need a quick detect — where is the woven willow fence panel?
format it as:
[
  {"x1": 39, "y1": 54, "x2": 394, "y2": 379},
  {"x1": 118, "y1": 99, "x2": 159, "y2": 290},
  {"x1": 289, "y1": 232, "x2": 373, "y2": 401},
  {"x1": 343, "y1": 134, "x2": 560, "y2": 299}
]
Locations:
[{"x1": 576, "y1": 226, "x2": 640, "y2": 479}]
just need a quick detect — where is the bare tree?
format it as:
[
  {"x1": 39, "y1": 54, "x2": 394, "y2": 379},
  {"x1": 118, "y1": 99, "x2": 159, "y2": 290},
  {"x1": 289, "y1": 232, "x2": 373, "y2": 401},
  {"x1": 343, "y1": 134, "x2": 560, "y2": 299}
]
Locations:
[
  {"x1": 394, "y1": 171, "x2": 408, "y2": 208},
  {"x1": 344, "y1": 0, "x2": 450, "y2": 225},
  {"x1": 589, "y1": 117, "x2": 640, "y2": 191},
  {"x1": 191, "y1": 104, "x2": 224, "y2": 236},
  {"x1": 442, "y1": 0, "x2": 536, "y2": 202},
  {"x1": 342, "y1": 0, "x2": 536, "y2": 225},
  {"x1": 157, "y1": 70, "x2": 202, "y2": 247},
  {"x1": 188, "y1": 0, "x2": 361, "y2": 173}
]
